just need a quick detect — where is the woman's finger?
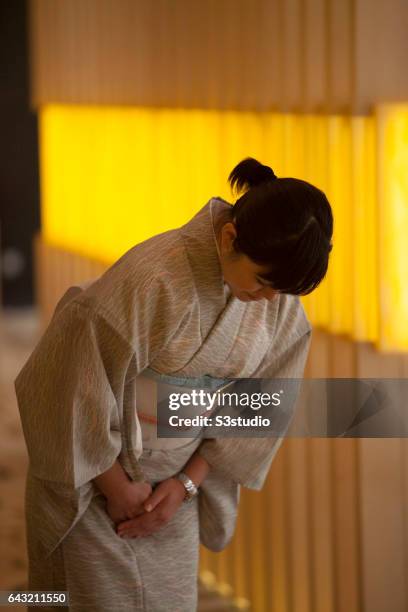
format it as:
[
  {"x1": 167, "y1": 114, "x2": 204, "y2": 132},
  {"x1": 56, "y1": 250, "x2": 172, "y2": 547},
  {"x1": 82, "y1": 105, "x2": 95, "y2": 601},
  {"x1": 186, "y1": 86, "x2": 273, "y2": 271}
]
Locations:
[
  {"x1": 117, "y1": 512, "x2": 157, "y2": 534},
  {"x1": 143, "y1": 483, "x2": 168, "y2": 512},
  {"x1": 118, "y1": 517, "x2": 160, "y2": 538},
  {"x1": 123, "y1": 521, "x2": 163, "y2": 538},
  {"x1": 120, "y1": 523, "x2": 155, "y2": 538},
  {"x1": 117, "y1": 517, "x2": 137, "y2": 530}
]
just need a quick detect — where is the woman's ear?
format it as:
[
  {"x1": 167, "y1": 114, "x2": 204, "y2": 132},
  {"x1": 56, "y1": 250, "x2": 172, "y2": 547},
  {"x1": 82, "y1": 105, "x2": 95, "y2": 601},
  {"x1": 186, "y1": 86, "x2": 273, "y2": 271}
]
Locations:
[{"x1": 220, "y1": 222, "x2": 237, "y2": 255}]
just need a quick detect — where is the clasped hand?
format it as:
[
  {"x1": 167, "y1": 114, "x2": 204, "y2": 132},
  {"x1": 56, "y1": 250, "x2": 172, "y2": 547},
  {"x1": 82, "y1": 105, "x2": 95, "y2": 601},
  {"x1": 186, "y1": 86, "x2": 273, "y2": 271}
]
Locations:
[{"x1": 106, "y1": 477, "x2": 187, "y2": 538}]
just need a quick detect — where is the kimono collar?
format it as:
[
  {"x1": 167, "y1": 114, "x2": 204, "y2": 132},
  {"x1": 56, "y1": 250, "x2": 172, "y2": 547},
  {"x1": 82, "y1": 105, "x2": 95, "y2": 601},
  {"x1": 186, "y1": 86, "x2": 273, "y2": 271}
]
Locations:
[{"x1": 179, "y1": 198, "x2": 233, "y2": 311}]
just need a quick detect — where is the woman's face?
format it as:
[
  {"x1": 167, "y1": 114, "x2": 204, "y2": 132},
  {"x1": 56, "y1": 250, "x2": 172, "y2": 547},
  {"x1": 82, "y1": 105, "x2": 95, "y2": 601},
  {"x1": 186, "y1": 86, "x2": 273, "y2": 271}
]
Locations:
[{"x1": 217, "y1": 222, "x2": 280, "y2": 303}]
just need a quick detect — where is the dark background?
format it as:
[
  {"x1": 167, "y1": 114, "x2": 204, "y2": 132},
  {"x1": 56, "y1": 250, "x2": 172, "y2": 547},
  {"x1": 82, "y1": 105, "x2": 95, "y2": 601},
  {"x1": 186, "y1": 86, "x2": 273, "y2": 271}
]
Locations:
[{"x1": 0, "y1": 0, "x2": 40, "y2": 307}]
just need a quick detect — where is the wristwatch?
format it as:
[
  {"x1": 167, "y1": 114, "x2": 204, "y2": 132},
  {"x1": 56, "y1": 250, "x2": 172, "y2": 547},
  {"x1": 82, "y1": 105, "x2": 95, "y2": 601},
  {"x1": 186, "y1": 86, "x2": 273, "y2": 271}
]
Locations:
[{"x1": 176, "y1": 472, "x2": 199, "y2": 503}]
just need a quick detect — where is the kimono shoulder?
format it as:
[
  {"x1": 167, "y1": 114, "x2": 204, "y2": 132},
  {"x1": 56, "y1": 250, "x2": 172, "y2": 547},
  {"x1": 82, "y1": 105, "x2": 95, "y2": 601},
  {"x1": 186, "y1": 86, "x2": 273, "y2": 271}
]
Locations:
[{"x1": 70, "y1": 227, "x2": 198, "y2": 356}]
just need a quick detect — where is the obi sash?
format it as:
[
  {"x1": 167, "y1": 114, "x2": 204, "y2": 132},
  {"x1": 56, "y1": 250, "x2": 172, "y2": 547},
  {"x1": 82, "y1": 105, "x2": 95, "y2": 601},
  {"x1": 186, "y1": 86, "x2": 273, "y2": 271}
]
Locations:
[{"x1": 136, "y1": 366, "x2": 235, "y2": 450}]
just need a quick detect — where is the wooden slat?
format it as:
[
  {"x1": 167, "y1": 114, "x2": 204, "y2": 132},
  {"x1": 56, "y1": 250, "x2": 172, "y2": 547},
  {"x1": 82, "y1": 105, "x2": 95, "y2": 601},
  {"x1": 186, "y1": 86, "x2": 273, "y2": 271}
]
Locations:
[
  {"x1": 359, "y1": 439, "x2": 407, "y2": 612},
  {"x1": 303, "y1": 0, "x2": 328, "y2": 112},
  {"x1": 327, "y1": 0, "x2": 353, "y2": 113},
  {"x1": 286, "y1": 439, "x2": 312, "y2": 612},
  {"x1": 264, "y1": 446, "x2": 291, "y2": 612},
  {"x1": 330, "y1": 335, "x2": 361, "y2": 612},
  {"x1": 257, "y1": 0, "x2": 282, "y2": 111},
  {"x1": 245, "y1": 489, "x2": 268, "y2": 612},
  {"x1": 356, "y1": 342, "x2": 407, "y2": 611},
  {"x1": 308, "y1": 438, "x2": 336, "y2": 612},
  {"x1": 354, "y1": 0, "x2": 408, "y2": 112},
  {"x1": 280, "y1": 0, "x2": 303, "y2": 111},
  {"x1": 231, "y1": 490, "x2": 252, "y2": 606}
]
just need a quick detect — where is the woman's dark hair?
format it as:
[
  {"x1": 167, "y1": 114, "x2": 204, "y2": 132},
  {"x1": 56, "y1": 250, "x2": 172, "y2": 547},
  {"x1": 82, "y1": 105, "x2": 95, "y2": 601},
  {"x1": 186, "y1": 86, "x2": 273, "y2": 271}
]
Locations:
[{"x1": 228, "y1": 157, "x2": 333, "y2": 295}]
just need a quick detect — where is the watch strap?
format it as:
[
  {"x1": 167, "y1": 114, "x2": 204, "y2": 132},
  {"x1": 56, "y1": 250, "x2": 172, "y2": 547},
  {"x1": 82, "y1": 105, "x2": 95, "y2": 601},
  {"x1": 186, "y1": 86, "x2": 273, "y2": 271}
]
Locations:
[{"x1": 176, "y1": 472, "x2": 199, "y2": 502}]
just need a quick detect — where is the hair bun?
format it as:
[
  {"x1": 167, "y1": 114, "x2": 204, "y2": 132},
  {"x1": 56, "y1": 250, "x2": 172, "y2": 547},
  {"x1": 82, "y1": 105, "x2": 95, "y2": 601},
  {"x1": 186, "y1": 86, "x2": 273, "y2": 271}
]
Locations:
[{"x1": 228, "y1": 157, "x2": 277, "y2": 196}]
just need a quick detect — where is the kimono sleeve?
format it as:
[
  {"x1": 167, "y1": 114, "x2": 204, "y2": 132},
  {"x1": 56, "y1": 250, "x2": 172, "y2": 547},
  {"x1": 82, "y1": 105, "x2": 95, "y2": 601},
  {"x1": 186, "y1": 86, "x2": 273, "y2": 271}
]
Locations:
[
  {"x1": 197, "y1": 326, "x2": 312, "y2": 491},
  {"x1": 14, "y1": 301, "x2": 135, "y2": 488}
]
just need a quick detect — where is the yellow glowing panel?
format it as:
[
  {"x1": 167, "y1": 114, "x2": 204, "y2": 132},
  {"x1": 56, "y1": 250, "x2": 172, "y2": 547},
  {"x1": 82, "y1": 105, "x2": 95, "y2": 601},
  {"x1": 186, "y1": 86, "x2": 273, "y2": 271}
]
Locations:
[
  {"x1": 262, "y1": 114, "x2": 285, "y2": 178},
  {"x1": 351, "y1": 117, "x2": 379, "y2": 343},
  {"x1": 376, "y1": 105, "x2": 408, "y2": 351},
  {"x1": 302, "y1": 115, "x2": 331, "y2": 328},
  {"x1": 40, "y1": 106, "x2": 277, "y2": 263},
  {"x1": 40, "y1": 106, "x2": 231, "y2": 262},
  {"x1": 281, "y1": 114, "x2": 306, "y2": 176},
  {"x1": 326, "y1": 116, "x2": 354, "y2": 335},
  {"x1": 39, "y1": 104, "x2": 407, "y2": 350}
]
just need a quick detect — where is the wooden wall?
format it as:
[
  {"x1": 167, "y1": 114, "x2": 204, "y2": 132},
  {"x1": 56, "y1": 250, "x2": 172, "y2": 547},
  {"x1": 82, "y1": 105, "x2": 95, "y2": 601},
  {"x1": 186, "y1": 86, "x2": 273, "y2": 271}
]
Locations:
[{"x1": 29, "y1": 0, "x2": 408, "y2": 113}]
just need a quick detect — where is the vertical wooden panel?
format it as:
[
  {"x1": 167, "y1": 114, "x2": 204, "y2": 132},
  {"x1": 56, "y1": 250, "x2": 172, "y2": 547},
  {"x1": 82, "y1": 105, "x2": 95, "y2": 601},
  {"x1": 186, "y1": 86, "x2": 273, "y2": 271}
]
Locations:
[
  {"x1": 403, "y1": 437, "x2": 408, "y2": 606},
  {"x1": 258, "y1": 0, "x2": 282, "y2": 111},
  {"x1": 306, "y1": 328, "x2": 331, "y2": 377},
  {"x1": 356, "y1": 343, "x2": 404, "y2": 378},
  {"x1": 303, "y1": 0, "x2": 328, "y2": 111},
  {"x1": 179, "y1": 1, "x2": 212, "y2": 109},
  {"x1": 239, "y1": 1, "x2": 267, "y2": 111},
  {"x1": 280, "y1": 0, "x2": 303, "y2": 111},
  {"x1": 213, "y1": 0, "x2": 242, "y2": 110},
  {"x1": 327, "y1": 0, "x2": 353, "y2": 112},
  {"x1": 332, "y1": 439, "x2": 361, "y2": 612},
  {"x1": 404, "y1": 355, "x2": 408, "y2": 609},
  {"x1": 330, "y1": 336, "x2": 361, "y2": 612},
  {"x1": 204, "y1": 0, "x2": 223, "y2": 109},
  {"x1": 308, "y1": 333, "x2": 335, "y2": 612},
  {"x1": 264, "y1": 447, "x2": 291, "y2": 612},
  {"x1": 213, "y1": 547, "x2": 233, "y2": 600},
  {"x1": 286, "y1": 438, "x2": 312, "y2": 612},
  {"x1": 35, "y1": 237, "x2": 107, "y2": 328},
  {"x1": 359, "y1": 439, "x2": 407, "y2": 612},
  {"x1": 357, "y1": 342, "x2": 407, "y2": 612},
  {"x1": 354, "y1": 0, "x2": 408, "y2": 112},
  {"x1": 246, "y1": 489, "x2": 268, "y2": 612},
  {"x1": 287, "y1": 326, "x2": 327, "y2": 612},
  {"x1": 308, "y1": 439, "x2": 336, "y2": 612},
  {"x1": 232, "y1": 490, "x2": 252, "y2": 606},
  {"x1": 217, "y1": 524, "x2": 241, "y2": 605}
]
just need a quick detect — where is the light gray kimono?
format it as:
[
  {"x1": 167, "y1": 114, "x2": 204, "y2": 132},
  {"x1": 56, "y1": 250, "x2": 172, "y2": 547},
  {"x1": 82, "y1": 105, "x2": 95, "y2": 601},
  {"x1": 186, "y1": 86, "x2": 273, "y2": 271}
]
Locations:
[{"x1": 15, "y1": 197, "x2": 312, "y2": 611}]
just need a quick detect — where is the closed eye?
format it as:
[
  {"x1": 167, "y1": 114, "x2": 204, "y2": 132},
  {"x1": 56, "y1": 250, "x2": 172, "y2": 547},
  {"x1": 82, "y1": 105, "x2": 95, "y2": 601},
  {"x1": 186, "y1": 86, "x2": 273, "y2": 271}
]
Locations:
[{"x1": 256, "y1": 275, "x2": 273, "y2": 287}]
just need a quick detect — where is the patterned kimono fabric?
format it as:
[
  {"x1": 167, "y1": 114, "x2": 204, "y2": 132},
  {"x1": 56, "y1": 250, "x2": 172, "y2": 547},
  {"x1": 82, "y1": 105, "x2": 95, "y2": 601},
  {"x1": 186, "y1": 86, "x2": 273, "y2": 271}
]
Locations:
[{"x1": 15, "y1": 198, "x2": 312, "y2": 611}]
